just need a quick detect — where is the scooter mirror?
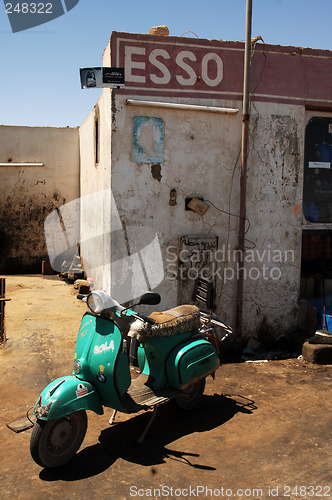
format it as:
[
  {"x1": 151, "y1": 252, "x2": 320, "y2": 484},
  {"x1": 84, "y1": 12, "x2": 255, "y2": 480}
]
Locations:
[{"x1": 138, "y1": 292, "x2": 161, "y2": 306}]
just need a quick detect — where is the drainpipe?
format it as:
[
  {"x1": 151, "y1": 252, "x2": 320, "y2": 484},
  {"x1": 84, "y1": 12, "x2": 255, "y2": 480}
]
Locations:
[{"x1": 236, "y1": 0, "x2": 252, "y2": 344}]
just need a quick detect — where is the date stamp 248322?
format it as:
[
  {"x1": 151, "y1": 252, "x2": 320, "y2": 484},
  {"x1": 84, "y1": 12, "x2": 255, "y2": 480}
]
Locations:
[{"x1": 3, "y1": 0, "x2": 80, "y2": 33}]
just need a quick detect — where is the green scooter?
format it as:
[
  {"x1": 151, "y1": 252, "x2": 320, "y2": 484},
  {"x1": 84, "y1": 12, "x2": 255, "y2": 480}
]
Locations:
[{"x1": 30, "y1": 288, "x2": 231, "y2": 468}]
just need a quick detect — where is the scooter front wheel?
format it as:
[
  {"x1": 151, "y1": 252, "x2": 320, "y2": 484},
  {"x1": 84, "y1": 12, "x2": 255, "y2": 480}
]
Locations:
[
  {"x1": 30, "y1": 410, "x2": 87, "y2": 468},
  {"x1": 175, "y1": 378, "x2": 206, "y2": 410}
]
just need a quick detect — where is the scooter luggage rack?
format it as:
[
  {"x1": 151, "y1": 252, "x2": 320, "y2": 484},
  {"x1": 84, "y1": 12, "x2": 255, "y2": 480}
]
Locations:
[
  {"x1": 198, "y1": 309, "x2": 233, "y2": 354},
  {"x1": 199, "y1": 310, "x2": 233, "y2": 334}
]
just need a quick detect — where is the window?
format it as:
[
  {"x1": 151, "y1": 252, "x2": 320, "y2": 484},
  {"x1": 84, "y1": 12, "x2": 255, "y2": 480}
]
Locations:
[
  {"x1": 303, "y1": 117, "x2": 332, "y2": 223},
  {"x1": 301, "y1": 229, "x2": 332, "y2": 298}
]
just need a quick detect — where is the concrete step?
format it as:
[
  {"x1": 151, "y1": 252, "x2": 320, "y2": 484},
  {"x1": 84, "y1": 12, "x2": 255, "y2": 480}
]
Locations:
[{"x1": 302, "y1": 341, "x2": 332, "y2": 364}]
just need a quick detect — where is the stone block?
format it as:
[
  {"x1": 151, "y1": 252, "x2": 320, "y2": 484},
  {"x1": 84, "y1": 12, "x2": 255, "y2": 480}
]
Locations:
[
  {"x1": 78, "y1": 283, "x2": 90, "y2": 295},
  {"x1": 42, "y1": 261, "x2": 55, "y2": 275},
  {"x1": 302, "y1": 341, "x2": 332, "y2": 364}
]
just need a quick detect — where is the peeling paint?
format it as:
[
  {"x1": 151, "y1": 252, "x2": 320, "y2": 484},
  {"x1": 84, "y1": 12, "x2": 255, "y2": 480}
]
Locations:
[
  {"x1": 169, "y1": 189, "x2": 177, "y2": 206},
  {"x1": 0, "y1": 192, "x2": 66, "y2": 272},
  {"x1": 111, "y1": 91, "x2": 117, "y2": 128},
  {"x1": 151, "y1": 164, "x2": 162, "y2": 182}
]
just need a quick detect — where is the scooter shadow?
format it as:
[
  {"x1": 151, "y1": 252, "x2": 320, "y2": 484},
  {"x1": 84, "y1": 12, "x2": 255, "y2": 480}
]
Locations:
[{"x1": 39, "y1": 393, "x2": 256, "y2": 482}]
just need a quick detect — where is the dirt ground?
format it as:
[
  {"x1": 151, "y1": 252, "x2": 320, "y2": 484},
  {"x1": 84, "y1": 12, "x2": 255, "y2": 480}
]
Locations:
[{"x1": 1, "y1": 275, "x2": 332, "y2": 500}]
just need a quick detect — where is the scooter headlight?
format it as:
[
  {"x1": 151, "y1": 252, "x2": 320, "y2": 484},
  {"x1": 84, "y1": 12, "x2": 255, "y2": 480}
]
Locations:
[
  {"x1": 86, "y1": 290, "x2": 125, "y2": 314},
  {"x1": 73, "y1": 360, "x2": 81, "y2": 374},
  {"x1": 87, "y1": 291, "x2": 108, "y2": 314}
]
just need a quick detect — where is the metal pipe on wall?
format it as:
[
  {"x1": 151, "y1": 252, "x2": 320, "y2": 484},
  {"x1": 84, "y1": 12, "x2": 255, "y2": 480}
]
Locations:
[
  {"x1": 236, "y1": 0, "x2": 253, "y2": 343},
  {"x1": 126, "y1": 99, "x2": 239, "y2": 114}
]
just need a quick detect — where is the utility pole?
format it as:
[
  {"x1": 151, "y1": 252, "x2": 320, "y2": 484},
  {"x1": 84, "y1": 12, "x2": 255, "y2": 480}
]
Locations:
[{"x1": 236, "y1": 0, "x2": 252, "y2": 343}]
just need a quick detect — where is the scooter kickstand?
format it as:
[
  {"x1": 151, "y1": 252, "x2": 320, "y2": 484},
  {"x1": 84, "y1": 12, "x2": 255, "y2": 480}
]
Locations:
[
  {"x1": 109, "y1": 409, "x2": 117, "y2": 425},
  {"x1": 137, "y1": 406, "x2": 158, "y2": 444}
]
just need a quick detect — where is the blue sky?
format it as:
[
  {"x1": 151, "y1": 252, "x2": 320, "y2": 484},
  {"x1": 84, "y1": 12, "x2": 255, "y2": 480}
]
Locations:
[{"x1": 1, "y1": 0, "x2": 331, "y2": 128}]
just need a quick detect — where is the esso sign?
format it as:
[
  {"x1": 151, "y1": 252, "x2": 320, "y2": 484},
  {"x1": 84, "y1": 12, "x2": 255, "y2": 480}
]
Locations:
[{"x1": 123, "y1": 44, "x2": 224, "y2": 90}]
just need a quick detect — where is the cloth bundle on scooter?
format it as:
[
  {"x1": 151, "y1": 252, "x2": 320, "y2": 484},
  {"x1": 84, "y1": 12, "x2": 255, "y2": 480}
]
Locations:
[{"x1": 128, "y1": 304, "x2": 201, "y2": 342}]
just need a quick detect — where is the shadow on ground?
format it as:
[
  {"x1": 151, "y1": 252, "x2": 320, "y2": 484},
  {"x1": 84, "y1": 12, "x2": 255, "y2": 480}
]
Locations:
[{"x1": 39, "y1": 392, "x2": 256, "y2": 482}]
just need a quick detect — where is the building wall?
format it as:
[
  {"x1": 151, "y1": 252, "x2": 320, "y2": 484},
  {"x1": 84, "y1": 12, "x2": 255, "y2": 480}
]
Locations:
[
  {"x1": 110, "y1": 93, "x2": 240, "y2": 312},
  {"x1": 244, "y1": 102, "x2": 305, "y2": 340},
  {"x1": 79, "y1": 32, "x2": 332, "y2": 341},
  {"x1": 0, "y1": 125, "x2": 79, "y2": 273},
  {"x1": 79, "y1": 90, "x2": 112, "y2": 291},
  {"x1": 107, "y1": 95, "x2": 305, "y2": 340}
]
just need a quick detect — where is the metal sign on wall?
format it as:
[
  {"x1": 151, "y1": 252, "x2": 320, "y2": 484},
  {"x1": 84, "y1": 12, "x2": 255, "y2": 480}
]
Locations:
[
  {"x1": 80, "y1": 67, "x2": 124, "y2": 89},
  {"x1": 109, "y1": 31, "x2": 332, "y2": 107}
]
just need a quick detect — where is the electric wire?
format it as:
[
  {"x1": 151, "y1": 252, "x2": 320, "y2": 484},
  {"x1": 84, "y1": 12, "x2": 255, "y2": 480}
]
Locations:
[
  {"x1": 26, "y1": 406, "x2": 35, "y2": 426},
  {"x1": 204, "y1": 199, "x2": 251, "y2": 235}
]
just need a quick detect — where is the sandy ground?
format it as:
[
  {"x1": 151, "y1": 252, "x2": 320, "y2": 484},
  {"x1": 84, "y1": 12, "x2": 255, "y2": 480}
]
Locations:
[{"x1": 1, "y1": 275, "x2": 332, "y2": 500}]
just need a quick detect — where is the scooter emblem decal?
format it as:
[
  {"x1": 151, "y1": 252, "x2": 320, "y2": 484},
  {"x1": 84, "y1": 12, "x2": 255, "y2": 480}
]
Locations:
[
  {"x1": 97, "y1": 365, "x2": 107, "y2": 383},
  {"x1": 79, "y1": 329, "x2": 87, "y2": 339},
  {"x1": 97, "y1": 372, "x2": 107, "y2": 383},
  {"x1": 76, "y1": 383, "x2": 88, "y2": 398},
  {"x1": 94, "y1": 340, "x2": 115, "y2": 355}
]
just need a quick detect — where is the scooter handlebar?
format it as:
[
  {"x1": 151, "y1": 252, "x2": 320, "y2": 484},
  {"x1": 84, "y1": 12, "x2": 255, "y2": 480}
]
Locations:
[
  {"x1": 77, "y1": 294, "x2": 87, "y2": 301},
  {"x1": 133, "y1": 312, "x2": 156, "y2": 325}
]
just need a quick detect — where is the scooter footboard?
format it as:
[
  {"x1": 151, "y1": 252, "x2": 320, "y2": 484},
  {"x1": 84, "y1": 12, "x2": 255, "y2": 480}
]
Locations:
[
  {"x1": 166, "y1": 338, "x2": 220, "y2": 390},
  {"x1": 33, "y1": 376, "x2": 104, "y2": 421}
]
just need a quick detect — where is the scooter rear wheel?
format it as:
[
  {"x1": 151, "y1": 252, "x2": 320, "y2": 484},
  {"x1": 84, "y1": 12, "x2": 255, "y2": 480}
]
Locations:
[
  {"x1": 30, "y1": 410, "x2": 87, "y2": 468},
  {"x1": 175, "y1": 378, "x2": 206, "y2": 410}
]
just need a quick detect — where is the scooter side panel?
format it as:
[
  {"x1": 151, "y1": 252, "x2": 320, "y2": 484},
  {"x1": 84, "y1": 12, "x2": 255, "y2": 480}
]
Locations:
[
  {"x1": 166, "y1": 338, "x2": 219, "y2": 390},
  {"x1": 74, "y1": 313, "x2": 131, "y2": 411},
  {"x1": 138, "y1": 331, "x2": 192, "y2": 390},
  {"x1": 33, "y1": 376, "x2": 104, "y2": 421}
]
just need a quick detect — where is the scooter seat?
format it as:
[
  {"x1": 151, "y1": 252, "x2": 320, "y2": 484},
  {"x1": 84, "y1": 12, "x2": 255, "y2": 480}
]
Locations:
[{"x1": 128, "y1": 305, "x2": 201, "y2": 342}]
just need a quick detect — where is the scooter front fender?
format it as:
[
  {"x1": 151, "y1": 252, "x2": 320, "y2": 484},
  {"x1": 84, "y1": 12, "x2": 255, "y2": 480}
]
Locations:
[{"x1": 33, "y1": 376, "x2": 104, "y2": 421}]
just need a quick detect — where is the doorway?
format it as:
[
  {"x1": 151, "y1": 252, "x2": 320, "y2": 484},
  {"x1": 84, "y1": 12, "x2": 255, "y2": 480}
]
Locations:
[{"x1": 301, "y1": 115, "x2": 332, "y2": 329}]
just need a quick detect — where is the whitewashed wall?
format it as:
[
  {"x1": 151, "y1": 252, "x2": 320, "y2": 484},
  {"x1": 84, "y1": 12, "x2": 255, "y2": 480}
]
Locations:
[
  {"x1": 0, "y1": 125, "x2": 79, "y2": 273},
  {"x1": 79, "y1": 90, "x2": 112, "y2": 292},
  {"x1": 103, "y1": 95, "x2": 304, "y2": 340},
  {"x1": 244, "y1": 102, "x2": 305, "y2": 340}
]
